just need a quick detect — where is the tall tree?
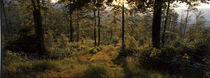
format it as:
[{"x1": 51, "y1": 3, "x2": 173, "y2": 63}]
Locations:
[
  {"x1": 31, "y1": 0, "x2": 46, "y2": 55},
  {"x1": 183, "y1": 6, "x2": 190, "y2": 38},
  {"x1": 97, "y1": 5, "x2": 101, "y2": 46},
  {"x1": 93, "y1": 9, "x2": 97, "y2": 46},
  {"x1": 122, "y1": 0, "x2": 125, "y2": 50},
  {"x1": 2, "y1": 0, "x2": 9, "y2": 39},
  {"x1": 76, "y1": 6, "x2": 80, "y2": 42},
  {"x1": 96, "y1": 1, "x2": 102, "y2": 46},
  {"x1": 161, "y1": 0, "x2": 171, "y2": 45},
  {"x1": 152, "y1": 0, "x2": 163, "y2": 48},
  {"x1": 59, "y1": 0, "x2": 92, "y2": 42},
  {"x1": 69, "y1": 1, "x2": 74, "y2": 42},
  {"x1": 92, "y1": 0, "x2": 97, "y2": 46}
]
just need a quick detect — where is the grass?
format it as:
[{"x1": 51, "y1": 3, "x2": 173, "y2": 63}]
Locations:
[{"x1": 2, "y1": 45, "x2": 208, "y2": 78}]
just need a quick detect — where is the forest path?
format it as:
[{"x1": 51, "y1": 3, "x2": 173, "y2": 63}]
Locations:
[{"x1": 88, "y1": 45, "x2": 121, "y2": 67}]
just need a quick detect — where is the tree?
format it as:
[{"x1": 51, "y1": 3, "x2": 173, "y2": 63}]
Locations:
[
  {"x1": 1, "y1": 0, "x2": 9, "y2": 40},
  {"x1": 96, "y1": 1, "x2": 103, "y2": 46},
  {"x1": 122, "y1": 0, "x2": 125, "y2": 50},
  {"x1": 31, "y1": 0, "x2": 46, "y2": 55},
  {"x1": 76, "y1": 3, "x2": 80, "y2": 42},
  {"x1": 183, "y1": 6, "x2": 190, "y2": 38},
  {"x1": 69, "y1": 0, "x2": 74, "y2": 42},
  {"x1": 93, "y1": 9, "x2": 97, "y2": 46},
  {"x1": 97, "y1": 5, "x2": 101, "y2": 46},
  {"x1": 59, "y1": 0, "x2": 92, "y2": 42},
  {"x1": 161, "y1": 0, "x2": 171, "y2": 45},
  {"x1": 93, "y1": 0, "x2": 97, "y2": 46},
  {"x1": 152, "y1": 0, "x2": 163, "y2": 48}
]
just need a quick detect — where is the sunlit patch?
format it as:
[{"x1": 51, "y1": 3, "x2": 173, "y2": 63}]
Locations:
[
  {"x1": 112, "y1": 0, "x2": 130, "y2": 9},
  {"x1": 51, "y1": 0, "x2": 58, "y2": 3},
  {"x1": 173, "y1": 1, "x2": 210, "y2": 10}
]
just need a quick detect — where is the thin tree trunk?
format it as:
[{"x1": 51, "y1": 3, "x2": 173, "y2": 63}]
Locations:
[
  {"x1": 122, "y1": 0, "x2": 125, "y2": 50},
  {"x1": 2, "y1": 0, "x2": 9, "y2": 39},
  {"x1": 180, "y1": 12, "x2": 184, "y2": 37},
  {"x1": 94, "y1": 10, "x2": 97, "y2": 46},
  {"x1": 42, "y1": 0, "x2": 46, "y2": 35},
  {"x1": 76, "y1": 8, "x2": 80, "y2": 42},
  {"x1": 0, "y1": 1, "x2": 2, "y2": 76},
  {"x1": 68, "y1": 2, "x2": 73, "y2": 42},
  {"x1": 111, "y1": 12, "x2": 116, "y2": 43},
  {"x1": 183, "y1": 7, "x2": 190, "y2": 38},
  {"x1": 161, "y1": 0, "x2": 170, "y2": 45},
  {"x1": 69, "y1": 13, "x2": 73, "y2": 42},
  {"x1": 31, "y1": 0, "x2": 46, "y2": 55},
  {"x1": 152, "y1": 0, "x2": 162, "y2": 48},
  {"x1": 110, "y1": 27, "x2": 113, "y2": 42},
  {"x1": 97, "y1": 8, "x2": 100, "y2": 46}
]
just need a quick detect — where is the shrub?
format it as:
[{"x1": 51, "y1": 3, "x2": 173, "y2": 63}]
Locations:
[
  {"x1": 125, "y1": 37, "x2": 139, "y2": 56},
  {"x1": 2, "y1": 51, "x2": 33, "y2": 78},
  {"x1": 3, "y1": 50, "x2": 26, "y2": 66},
  {"x1": 2, "y1": 62, "x2": 33, "y2": 78},
  {"x1": 5, "y1": 35, "x2": 42, "y2": 54},
  {"x1": 47, "y1": 47, "x2": 74, "y2": 59},
  {"x1": 136, "y1": 42, "x2": 205, "y2": 74}
]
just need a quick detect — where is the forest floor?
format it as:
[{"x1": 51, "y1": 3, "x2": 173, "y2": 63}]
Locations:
[{"x1": 3, "y1": 44, "x2": 210, "y2": 78}]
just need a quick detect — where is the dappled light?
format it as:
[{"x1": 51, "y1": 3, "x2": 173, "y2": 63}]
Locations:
[
  {"x1": 112, "y1": 0, "x2": 130, "y2": 9},
  {"x1": 1, "y1": 0, "x2": 210, "y2": 78},
  {"x1": 51, "y1": 0, "x2": 58, "y2": 3}
]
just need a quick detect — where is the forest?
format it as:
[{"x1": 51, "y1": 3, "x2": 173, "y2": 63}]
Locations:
[{"x1": 1, "y1": 0, "x2": 210, "y2": 78}]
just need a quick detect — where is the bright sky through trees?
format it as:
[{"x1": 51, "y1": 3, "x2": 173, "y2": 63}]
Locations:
[
  {"x1": 51, "y1": 0, "x2": 58, "y2": 3},
  {"x1": 112, "y1": 0, "x2": 130, "y2": 9}
]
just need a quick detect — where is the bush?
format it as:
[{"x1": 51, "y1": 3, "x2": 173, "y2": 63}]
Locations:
[
  {"x1": 2, "y1": 51, "x2": 32, "y2": 78},
  {"x1": 5, "y1": 35, "x2": 40, "y2": 54},
  {"x1": 3, "y1": 50, "x2": 26, "y2": 66},
  {"x1": 2, "y1": 62, "x2": 33, "y2": 78},
  {"x1": 125, "y1": 37, "x2": 139, "y2": 56},
  {"x1": 136, "y1": 40, "x2": 209, "y2": 75},
  {"x1": 47, "y1": 44, "x2": 75, "y2": 59}
]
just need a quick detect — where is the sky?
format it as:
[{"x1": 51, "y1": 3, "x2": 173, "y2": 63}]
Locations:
[
  {"x1": 50, "y1": 0, "x2": 210, "y2": 26},
  {"x1": 51, "y1": 0, "x2": 58, "y2": 3},
  {"x1": 174, "y1": 1, "x2": 210, "y2": 26}
]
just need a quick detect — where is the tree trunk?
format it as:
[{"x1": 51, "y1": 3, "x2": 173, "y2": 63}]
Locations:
[
  {"x1": 31, "y1": 0, "x2": 46, "y2": 55},
  {"x1": 161, "y1": 0, "x2": 170, "y2": 45},
  {"x1": 93, "y1": 10, "x2": 97, "y2": 46},
  {"x1": 2, "y1": 0, "x2": 9, "y2": 39},
  {"x1": 152, "y1": 0, "x2": 162, "y2": 48},
  {"x1": 110, "y1": 27, "x2": 113, "y2": 42},
  {"x1": 122, "y1": 0, "x2": 125, "y2": 50},
  {"x1": 97, "y1": 8, "x2": 101, "y2": 46},
  {"x1": 183, "y1": 7, "x2": 190, "y2": 38},
  {"x1": 76, "y1": 8, "x2": 80, "y2": 42},
  {"x1": 68, "y1": 2, "x2": 74, "y2": 42},
  {"x1": 69, "y1": 12, "x2": 73, "y2": 42},
  {"x1": 42, "y1": 0, "x2": 46, "y2": 35}
]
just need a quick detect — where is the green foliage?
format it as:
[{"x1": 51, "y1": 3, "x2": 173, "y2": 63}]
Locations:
[
  {"x1": 125, "y1": 37, "x2": 139, "y2": 56},
  {"x1": 2, "y1": 62, "x2": 32, "y2": 78},
  {"x1": 88, "y1": 47, "x2": 102, "y2": 54},
  {"x1": 136, "y1": 38, "x2": 210, "y2": 75}
]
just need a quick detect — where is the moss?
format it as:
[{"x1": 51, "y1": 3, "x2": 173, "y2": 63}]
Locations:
[{"x1": 89, "y1": 47, "x2": 102, "y2": 54}]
